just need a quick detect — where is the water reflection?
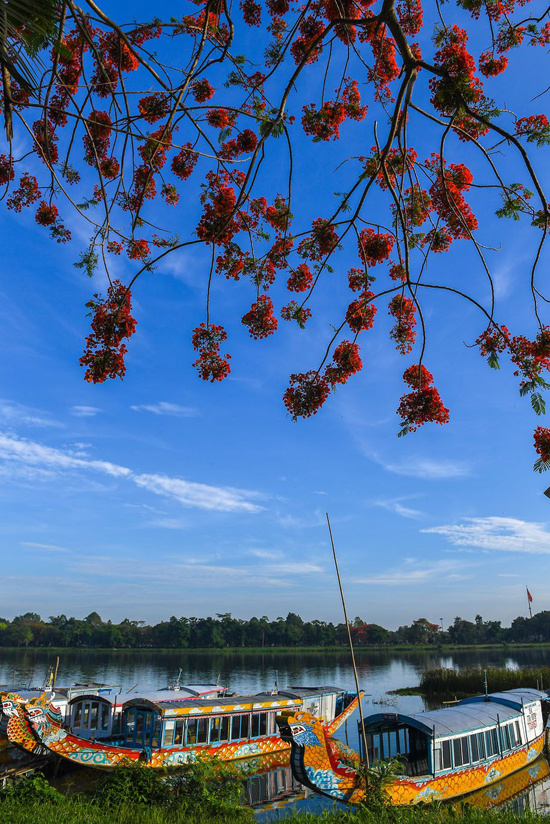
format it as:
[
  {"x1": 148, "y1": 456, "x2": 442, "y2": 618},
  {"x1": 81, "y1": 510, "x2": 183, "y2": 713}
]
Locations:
[{"x1": 2, "y1": 647, "x2": 550, "y2": 815}]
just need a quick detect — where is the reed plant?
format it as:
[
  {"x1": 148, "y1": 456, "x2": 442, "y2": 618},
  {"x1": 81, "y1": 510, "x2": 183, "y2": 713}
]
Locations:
[{"x1": 419, "y1": 667, "x2": 550, "y2": 697}]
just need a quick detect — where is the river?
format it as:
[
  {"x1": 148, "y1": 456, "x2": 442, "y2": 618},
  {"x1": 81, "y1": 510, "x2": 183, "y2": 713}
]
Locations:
[{"x1": 2, "y1": 646, "x2": 550, "y2": 817}]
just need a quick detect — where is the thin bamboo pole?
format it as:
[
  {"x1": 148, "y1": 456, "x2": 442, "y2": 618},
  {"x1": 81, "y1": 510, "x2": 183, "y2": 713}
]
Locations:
[{"x1": 326, "y1": 513, "x2": 369, "y2": 769}]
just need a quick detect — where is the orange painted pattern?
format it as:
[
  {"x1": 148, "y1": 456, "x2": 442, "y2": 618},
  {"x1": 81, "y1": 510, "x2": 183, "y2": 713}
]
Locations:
[
  {"x1": 279, "y1": 709, "x2": 546, "y2": 805},
  {"x1": 1, "y1": 690, "x2": 361, "y2": 770}
]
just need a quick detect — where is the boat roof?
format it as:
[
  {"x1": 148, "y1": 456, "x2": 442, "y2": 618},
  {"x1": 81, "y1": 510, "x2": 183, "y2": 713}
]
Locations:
[
  {"x1": 123, "y1": 687, "x2": 344, "y2": 717},
  {"x1": 363, "y1": 689, "x2": 546, "y2": 739},
  {"x1": 67, "y1": 684, "x2": 226, "y2": 707},
  {"x1": 459, "y1": 688, "x2": 547, "y2": 710}
]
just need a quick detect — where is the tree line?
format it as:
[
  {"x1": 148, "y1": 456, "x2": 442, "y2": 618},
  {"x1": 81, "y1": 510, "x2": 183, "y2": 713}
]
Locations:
[{"x1": 1, "y1": 611, "x2": 549, "y2": 649}]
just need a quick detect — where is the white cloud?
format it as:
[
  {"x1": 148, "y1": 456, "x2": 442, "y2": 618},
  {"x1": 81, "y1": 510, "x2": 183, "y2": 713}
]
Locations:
[
  {"x1": 0, "y1": 432, "x2": 263, "y2": 514},
  {"x1": 71, "y1": 406, "x2": 101, "y2": 417},
  {"x1": 133, "y1": 472, "x2": 263, "y2": 513},
  {"x1": 131, "y1": 401, "x2": 198, "y2": 418},
  {"x1": 0, "y1": 400, "x2": 61, "y2": 429},
  {"x1": 383, "y1": 457, "x2": 471, "y2": 479},
  {"x1": 354, "y1": 558, "x2": 467, "y2": 586},
  {"x1": 423, "y1": 516, "x2": 550, "y2": 554},
  {"x1": 21, "y1": 541, "x2": 70, "y2": 553},
  {"x1": 374, "y1": 496, "x2": 425, "y2": 519}
]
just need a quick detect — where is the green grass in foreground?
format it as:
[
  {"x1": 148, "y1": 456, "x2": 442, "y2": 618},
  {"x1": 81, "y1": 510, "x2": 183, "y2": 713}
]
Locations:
[{"x1": 1, "y1": 802, "x2": 548, "y2": 824}]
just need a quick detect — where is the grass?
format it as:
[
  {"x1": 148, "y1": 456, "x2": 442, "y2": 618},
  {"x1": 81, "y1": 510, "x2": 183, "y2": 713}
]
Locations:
[
  {"x1": 392, "y1": 666, "x2": 550, "y2": 698},
  {"x1": 2, "y1": 801, "x2": 549, "y2": 824}
]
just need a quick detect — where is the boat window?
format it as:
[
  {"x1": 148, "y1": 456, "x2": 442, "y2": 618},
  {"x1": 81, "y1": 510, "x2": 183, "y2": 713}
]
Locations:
[
  {"x1": 453, "y1": 736, "x2": 469, "y2": 767},
  {"x1": 197, "y1": 717, "x2": 209, "y2": 744},
  {"x1": 164, "y1": 720, "x2": 175, "y2": 747},
  {"x1": 230, "y1": 714, "x2": 251, "y2": 741},
  {"x1": 211, "y1": 716, "x2": 230, "y2": 743},
  {"x1": 485, "y1": 728, "x2": 499, "y2": 757},
  {"x1": 441, "y1": 740, "x2": 452, "y2": 769},
  {"x1": 470, "y1": 734, "x2": 479, "y2": 762},
  {"x1": 90, "y1": 702, "x2": 99, "y2": 731},
  {"x1": 502, "y1": 724, "x2": 511, "y2": 751},
  {"x1": 476, "y1": 732, "x2": 486, "y2": 760},
  {"x1": 152, "y1": 716, "x2": 161, "y2": 749},
  {"x1": 251, "y1": 713, "x2": 268, "y2": 738},
  {"x1": 174, "y1": 720, "x2": 185, "y2": 746},
  {"x1": 125, "y1": 708, "x2": 136, "y2": 743},
  {"x1": 83, "y1": 703, "x2": 90, "y2": 728},
  {"x1": 100, "y1": 703, "x2": 110, "y2": 731},
  {"x1": 73, "y1": 702, "x2": 82, "y2": 728},
  {"x1": 514, "y1": 720, "x2": 522, "y2": 745}
]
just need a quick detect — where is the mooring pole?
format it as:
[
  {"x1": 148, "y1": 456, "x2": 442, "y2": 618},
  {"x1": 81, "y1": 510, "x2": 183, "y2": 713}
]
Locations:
[{"x1": 326, "y1": 513, "x2": 369, "y2": 769}]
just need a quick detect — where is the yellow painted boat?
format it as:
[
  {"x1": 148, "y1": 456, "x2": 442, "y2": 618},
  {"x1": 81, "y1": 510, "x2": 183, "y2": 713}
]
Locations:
[
  {"x1": 277, "y1": 688, "x2": 548, "y2": 805},
  {"x1": 4, "y1": 686, "x2": 362, "y2": 769}
]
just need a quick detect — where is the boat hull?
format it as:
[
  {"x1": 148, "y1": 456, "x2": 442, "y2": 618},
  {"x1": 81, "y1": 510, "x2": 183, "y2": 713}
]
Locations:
[
  {"x1": 279, "y1": 708, "x2": 546, "y2": 805},
  {"x1": 9, "y1": 692, "x2": 361, "y2": 769}
]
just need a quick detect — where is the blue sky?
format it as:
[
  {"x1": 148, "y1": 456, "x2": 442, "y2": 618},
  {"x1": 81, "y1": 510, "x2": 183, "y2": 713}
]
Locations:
[{"x1": 0, "y1": 1, "x2": 549, "y2": 629}]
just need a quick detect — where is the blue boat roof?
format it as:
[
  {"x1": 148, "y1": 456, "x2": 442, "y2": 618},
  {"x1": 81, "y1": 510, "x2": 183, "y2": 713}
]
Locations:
[{"x1": 363, "y1": 689, "x2": 546, "y2": 739}]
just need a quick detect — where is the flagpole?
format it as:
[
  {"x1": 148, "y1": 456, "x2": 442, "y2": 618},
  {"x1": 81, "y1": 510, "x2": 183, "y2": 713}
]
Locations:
[{"x1": 526, "y1": 586, "x2": 533, "y2": 619}]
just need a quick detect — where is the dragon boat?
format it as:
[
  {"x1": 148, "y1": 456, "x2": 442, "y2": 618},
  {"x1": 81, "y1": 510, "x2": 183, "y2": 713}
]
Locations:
[
  {"x1": 0, "y1": 682, "x2": 227, "y2": 754},
  {"x1": 13, "y1": 685, "x2": 361, "y2": 769},
  {"x1": 277, "y1": 688, "x2": 549, "y2": 805}
]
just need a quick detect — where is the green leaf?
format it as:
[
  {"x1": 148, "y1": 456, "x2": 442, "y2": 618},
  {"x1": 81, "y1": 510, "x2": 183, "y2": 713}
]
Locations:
[
  {"x1": 534, "y1": 457, "x2": 550, "y2": 473},
  {"x1": 487, "y1": 352, "x2": 500, "y2": 370},
  {"x1": 531, "y1": 392, "x2": 546, "y2": 416}
]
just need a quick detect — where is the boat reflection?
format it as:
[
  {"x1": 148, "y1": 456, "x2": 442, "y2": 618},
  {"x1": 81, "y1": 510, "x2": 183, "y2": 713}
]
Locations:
[{"x1": 252, "y1": 754, "x2": 550, "y2": 818}]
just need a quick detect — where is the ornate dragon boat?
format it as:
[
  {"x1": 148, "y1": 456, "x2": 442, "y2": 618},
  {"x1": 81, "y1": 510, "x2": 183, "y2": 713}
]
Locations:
[
  {"x1": 277, "y1": 688, "x2": 548, "y2": 805},
  {"x1": 9, "y1": 685, "x2": 361, "y2": 769}
]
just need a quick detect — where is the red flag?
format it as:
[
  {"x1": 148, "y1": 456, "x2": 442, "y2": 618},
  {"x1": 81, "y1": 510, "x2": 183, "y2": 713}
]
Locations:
[{"x1": 527, "y1": 587, "x2": 533, "y2": 603}]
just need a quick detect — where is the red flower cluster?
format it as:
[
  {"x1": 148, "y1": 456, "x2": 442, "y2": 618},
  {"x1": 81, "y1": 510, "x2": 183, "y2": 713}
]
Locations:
[
  {"x1": 80, "y1": 280, "x2": 137, "y2": 383},
  {"x1": 265, "y1": 195, "x2": 292, "y2": 231},
  {"x1": 298, "y1": 218, "x2": 339, "y2": 261},
  {"x1": 191, "y1": 79, "x2": 215, "y2": 102},
  {"x1": 360, "y1": 22, "x2": 399, "y2": 102},
  {"x1": 290, "y1": 17, "x2": 325, "y2": 65},
  {"x1": 216, "y1": 246, "x2": 247, "y2": 280},
  {"x1": 358, "y1": 228, "x2": 394, "y2": 265},
  {"x1": 401, "y1": 186, "x2": 432, "y2": 228},
  {"x1": 346, "y1": 291, "x2": 377, "y2": 333},
  {"x1": 281, "y1": 301, "x2": 312, "y2": 327},
  {"x1": 396, "y1": 0, "x2": 423, "y2": 36},
  {"x1": 241, "y1": 0, "x2": 262, "y2": 26},
  {"x1": 430, "y1": 26, "x2": 483, "y2": 115},
  {"x1": 283, "y1": 371, "x2": 330, "y2": 419},
  {"x1": 0, "y1": 154, "x2": 14, "y2": 186},
  {"x1": 515, "y1": 114, "x2": 550, "y2": 145},
  {"x1": 397, "y1": 365, "x2": 449, "y2": 432},
  {"x1": 6, "y1": 173, "x2": 41, "y2": 212},
  {"x1": 242, "y1": 294, "x2": 278, "y2": 338},
  {"x1": 348, "y1": 267, "x2": 372, "y2": 292},
  {"x1": 287, "y1": 263, "x2": 313, "y2": 292},
  {"x1": 302, "y1": 101, "x2": 345, "y2": 141},
  {"x1": 342, "y1": 78, "x2": 368, "y2": 121},
  {"x1": 102, "y1": 32, "x2": 139, "y2": 72},
  {"x1": 196, "y1": 171, "x2": 244, "y2": 244},
  {"x1": 35, "y1": 201, "x2": 58, "y2": 226},
  {"x1": 127, "y1": 238, "x2": 150, "y2": 260},
  {"x1": 427, "y1": 155, "x2": 478, "y2": 240},
  {"x1": 219, "y1": 129, "x2": 258, "y2": 159},
  {"x1": 192, "y1": 323, "x2": 231, "y2": 382},
  {"x1": 32, "y1": 119, "x2": 58, "y2": 164},
  {"x1": 206, "y1": 108, "x2": 233, "y2": 128},
  {"x1": 388, "y1": 294, "x2": 417, "y2": 354},
  {"x1": 138, "y1": 94, "x2": 171, "y2": 123},
  {"x1": 324, "y1": 340, "x2": 362, "y2": 386},
  {"x1": 389, "y1": 263, "x2": 407, "y2": 282},
  {"x1": 83, "y1": 110, "x2": 112, "y2": 165},
  {"x1": 534, "y1": 427, "x2": 550, "y2": 466},
  {"x1": 478, "y1": 51, "x2": 508, "y2": 76},
  {"x1": 172, "y1": 143, "x2": 199, "y2": 180}
]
